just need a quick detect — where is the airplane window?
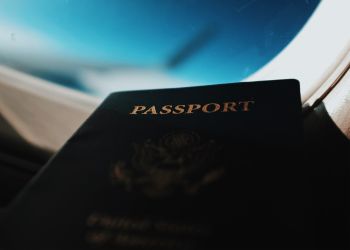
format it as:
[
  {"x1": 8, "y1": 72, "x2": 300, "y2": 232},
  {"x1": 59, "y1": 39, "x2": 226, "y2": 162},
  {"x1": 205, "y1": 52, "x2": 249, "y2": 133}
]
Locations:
[{"x1": 0, "y1": 0, "x2": 320, "y2": 96}]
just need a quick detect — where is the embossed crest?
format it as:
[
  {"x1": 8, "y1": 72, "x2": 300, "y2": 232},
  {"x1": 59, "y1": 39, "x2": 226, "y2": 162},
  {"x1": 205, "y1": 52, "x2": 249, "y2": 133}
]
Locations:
[{"x1": 111, "y1": 131, "x2": 225, "y2": 198}]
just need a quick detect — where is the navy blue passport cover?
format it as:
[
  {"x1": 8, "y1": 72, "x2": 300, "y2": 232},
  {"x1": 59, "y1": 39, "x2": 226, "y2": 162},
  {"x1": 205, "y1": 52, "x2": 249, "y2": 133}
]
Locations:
[{"x1": 1, "y1": 80, "x2": 307, "y2": 249}]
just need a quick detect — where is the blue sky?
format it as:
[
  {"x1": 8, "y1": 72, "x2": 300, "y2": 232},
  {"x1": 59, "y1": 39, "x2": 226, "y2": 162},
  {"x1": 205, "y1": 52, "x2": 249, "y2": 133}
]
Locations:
[{"x1": 0, "y1": 0, "x2": 320, "y2": 88}]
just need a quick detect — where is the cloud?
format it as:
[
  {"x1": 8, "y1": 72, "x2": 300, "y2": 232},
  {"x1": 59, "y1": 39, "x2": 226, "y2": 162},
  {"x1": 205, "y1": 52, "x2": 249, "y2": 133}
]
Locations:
[
  {"x1": 0, "y1": 22, "x2": 59, "y2": 57},
  {"x1": 80, "y1": 68, "x2": 188, "y2": 97}
]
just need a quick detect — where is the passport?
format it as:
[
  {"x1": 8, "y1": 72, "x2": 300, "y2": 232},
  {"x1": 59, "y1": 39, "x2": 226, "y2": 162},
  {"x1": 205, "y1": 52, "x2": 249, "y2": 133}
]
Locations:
[{"x1": 0, "y1": 80, "x2": 307, "y2": 249}]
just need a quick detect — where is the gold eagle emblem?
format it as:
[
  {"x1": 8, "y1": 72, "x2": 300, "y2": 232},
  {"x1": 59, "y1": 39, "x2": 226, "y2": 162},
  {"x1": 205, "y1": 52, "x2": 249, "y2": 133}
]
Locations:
[{"x1": 111, "y1": 132, "x2": 225, "y2": 198}]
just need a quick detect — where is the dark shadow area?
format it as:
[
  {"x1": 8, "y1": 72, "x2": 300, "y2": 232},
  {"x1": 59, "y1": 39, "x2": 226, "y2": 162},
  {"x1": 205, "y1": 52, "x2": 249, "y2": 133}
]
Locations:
[
  {"x1": 0, "y1": 115, "x2": 52, "y2": 207},
  {"x1": 303, "y1": 102, "x2": 350, "y2": 249}
]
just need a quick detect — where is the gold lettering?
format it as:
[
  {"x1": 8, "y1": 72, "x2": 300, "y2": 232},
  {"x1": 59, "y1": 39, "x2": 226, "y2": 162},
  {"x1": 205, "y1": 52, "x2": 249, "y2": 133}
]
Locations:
[
  {"x1": 159, "y1": 105, "x2": 172, "y2": 115},
  {"x1": 222, "y1": 102, "x2": 237, "y2": 112},
  {"x1": 172, "y1": 105, "x2": 185, "y2": 114},
  {"x1": 129, "y1": 101, "x2": 255, "y2": 115},
  {"x1": 239, "y1": 101, "x2": 255, "y2": 111},
  {"x1": 186, "y1": 104, "x2": 201, "y2": 114},
  {"x1": 202, "y1": 103, "x2": 220, "y2": 113},
  {"x1": 143, "y1": 106, "x2": 157, "y2": 115},
  {"x1": 129, "y1": 105, "x2": 146, "y2": 115}
]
